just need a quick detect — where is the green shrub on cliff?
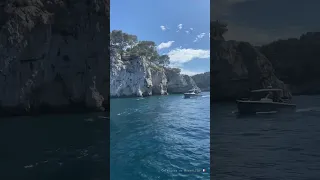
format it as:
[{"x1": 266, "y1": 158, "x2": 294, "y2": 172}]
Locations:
[{"x1": 110, "y1": 30, "x2": 170, "y2": 68}]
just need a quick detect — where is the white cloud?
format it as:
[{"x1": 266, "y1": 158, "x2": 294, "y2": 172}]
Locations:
[
  {"x1": 185, "y1": 30, "x2": 190, "y2": 34},
  {"x1": 160, "y1": 25, "x2": 167, "y2": 31},
  {"x1": 157, "y1": 41, "x2": 175, "y2": 50},
  {"x1": 190, "y1": 28, "x2": 194, "y2": 31},
  {"x1": 208, "y1": 33, "x2": 210, "y2": 38},
  {"x1": 180, "y1": 69, "x2": 205, "y2": 76},
  {"x1": 176, "y1": 24, "x2": 183, "y2": 32},
  {"x1": 193, "y1": 33, "x2": 206, "y2": 42},
  {"x1": 167, "y1": 48, "x2": 210, "y2": 64}
]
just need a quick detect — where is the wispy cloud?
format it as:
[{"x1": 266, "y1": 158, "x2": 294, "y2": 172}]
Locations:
[
  {"x1": 190, "y1": 28, "x2": 194, "y2": 31},
  {"x1": 160, "y1": 25, "x2": 167, "y2": 31},
  {"x1": 193, "y1": 33, "x2": 206, "y2": 42},
  {"x1": 157, "y1": 41, "x2": 175, "y2": 50},
  {"x1": 176, "y1": 24, "x2": 183, "y2": 32},
  {"x1": 167, "y1": 48, "x2": 210, "y2": 64},
  {"x1": 185, "y1": 30, "x2": 190, "y2": 34}
]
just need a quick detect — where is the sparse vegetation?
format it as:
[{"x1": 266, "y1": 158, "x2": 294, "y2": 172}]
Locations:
[{"x1": 110, "y1": 30, "x2": 170, "y2": 67}]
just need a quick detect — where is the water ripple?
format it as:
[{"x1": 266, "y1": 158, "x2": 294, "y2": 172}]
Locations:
[
  {"x1": 212, "y1": 95, "x2": 320, "y2": 179},
  {"x1": 111, "y1": 93, "x2": 210, "y2": 180}
]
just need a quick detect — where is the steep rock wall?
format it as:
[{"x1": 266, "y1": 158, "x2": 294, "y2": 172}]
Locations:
[
  {"x1": 192, "y1": 72, "x2": 210, "y2": 91},
  {"x1": 110, "y1": 53, "x2": 153, "y2": 97},
  {"x1": 0, "y1": 0, "x2": 109, "y2": 115},
  {"x1": 110, "y1": 52, "x2": 199, "y2": 97},
  {"x1": 165, "y1": 68, "x2": 200, "y2": 94},
  {"x1": 211, "y1": 39, "x2": 291, "y2": 101}
]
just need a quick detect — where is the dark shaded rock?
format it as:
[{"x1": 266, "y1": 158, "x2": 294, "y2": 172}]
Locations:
[
  {"x1": 259, "y1": 32, "x2": 320, "y2": 95},
  {"x1": 0, "y1": 0, "x2": 110, "y2": 116},
  {"x1": 211, "y1": 22, "x2": 291, "y2": 101}
]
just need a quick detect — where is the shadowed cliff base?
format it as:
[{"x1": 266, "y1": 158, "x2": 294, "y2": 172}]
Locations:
[{"x1": 0, "y1": 0, "x2": 110, "y2": 116}]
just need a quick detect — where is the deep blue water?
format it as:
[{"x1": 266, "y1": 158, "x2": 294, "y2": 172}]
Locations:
[
  {"x1": 110, "y1": 92, "x2": 210, "y2": 180},
  {"x1": 212, "y1": 95, "x2": 320, "y2": 180},
  {"x1": 0, "y1": 113, "x2": 108, "y2": 180}
]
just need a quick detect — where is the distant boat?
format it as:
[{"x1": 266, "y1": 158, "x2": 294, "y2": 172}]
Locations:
[
  {"x1": 236, "y1": 88, "x2": 296, "y2": 114},
  {"x1": 184, "y1": 88, "x2": 201, "y2": 98}
]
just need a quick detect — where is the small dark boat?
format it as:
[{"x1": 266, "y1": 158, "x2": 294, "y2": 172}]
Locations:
[{"x1": 236, "y1": 88, "x2": 296, "y2": 114}]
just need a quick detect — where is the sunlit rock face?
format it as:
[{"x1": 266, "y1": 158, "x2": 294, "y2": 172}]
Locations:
[
  {"x1": 0, "y1": 0, "x2": 109, "y2": 115},
  {"x1": 110, "y1": 53, "x2": 153, "y2": 97},
  {"x1": 110, "y1": 52, "x2": 200, "y2": 97}
]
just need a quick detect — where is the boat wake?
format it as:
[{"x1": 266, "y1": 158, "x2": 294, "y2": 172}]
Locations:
[
  {"x1": 256, "y1": 111, "x2": 278, "y2": 114},
  {"x1": 296, "y1": 107, "x2": 320, "y2": 113}
]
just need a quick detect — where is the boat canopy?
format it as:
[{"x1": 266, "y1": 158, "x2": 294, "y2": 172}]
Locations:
[{"x1": 251, "y1": 89, "x2": 283, "y2": 93}]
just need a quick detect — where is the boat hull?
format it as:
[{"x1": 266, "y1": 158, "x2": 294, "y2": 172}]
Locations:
[
  {"x1": 184, "y1": 93, "x2": 201, "y2": 98},
  {"x1": 236, "y1": 100, "x2": 296, "y2": 114}
]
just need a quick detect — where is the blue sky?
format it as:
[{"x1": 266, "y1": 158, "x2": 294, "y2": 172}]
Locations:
[{"x1": 111, "y1": 0, "x2": 210, "y2": 75}]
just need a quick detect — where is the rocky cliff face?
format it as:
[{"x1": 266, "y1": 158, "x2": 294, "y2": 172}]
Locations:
[
  {"x1": 110, "y1": 52, "x2": 154, "y2": 97},
  {"x1": 211, "y1": 39, "x2": 291, "y2": 101},
  {"x1": 165, "y1": 68, "x2": 200, "y2": 94},
  {"x1": 0, "y1": 0, "x2": 109, "y2": 115},
  {"x1": 110, "y1": 52, "x2": 199, "y2": 97},
  {"x1": 259, "y1": 32, "x2": 320, "y2": 95},
  {"x1": 211, "y1": 21, "x2": 291, "y2": 101},
  {"x1": 192, "y1": 72, "x2": 210, "y2": 91}
]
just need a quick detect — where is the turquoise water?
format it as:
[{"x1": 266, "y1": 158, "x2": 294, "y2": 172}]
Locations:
[{"x1": 110, "y1": 92, "x2": 210, "y2": 180}]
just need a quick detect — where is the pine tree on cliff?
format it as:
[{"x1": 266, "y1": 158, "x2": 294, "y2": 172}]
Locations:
[
  {"x1": 211, "y1": 20, "x2": 228, "y2": 41},
  {"x1": 110, "y1": 30, "x2": 171, "y2": 68}
]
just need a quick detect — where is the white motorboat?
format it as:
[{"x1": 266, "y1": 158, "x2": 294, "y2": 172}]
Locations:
[
  {"x1": 236, "y1": 88, "x2": 296, "y2": 114},
  {"x1": 184, "y1": 89, "x2": 201, "y2": 98}
]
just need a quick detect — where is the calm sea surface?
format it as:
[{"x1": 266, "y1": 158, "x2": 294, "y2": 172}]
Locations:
[
  {"x1": 212, "y1": 95, "x2": 320, "y2": 180},
  {"x1": 0, "y1": 113, "x2": 108, "y2": 180},
  {"x1": 110, "y1": 92, "x2": 210, "y2": 180}
]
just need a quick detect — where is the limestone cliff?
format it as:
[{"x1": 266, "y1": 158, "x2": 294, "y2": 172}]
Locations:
[
  {"x1": 110, "y1": 52, "x2": 199, "y2": 97},
  {"x1": 192, "y1": 72, "x2": 210, "y2": 91},
  {"x1": 110, "y1": 52, "x2": 154, "y2": 97},
  {"x1": 0, "y1": 0, "x2": 109, "y2": 115},
  {"x1": 211, "y1": 21, "x2": 291, "y2": 101},
  {"x1": 165, "y1": 68, "x2": 200, "y2": 94}
]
